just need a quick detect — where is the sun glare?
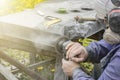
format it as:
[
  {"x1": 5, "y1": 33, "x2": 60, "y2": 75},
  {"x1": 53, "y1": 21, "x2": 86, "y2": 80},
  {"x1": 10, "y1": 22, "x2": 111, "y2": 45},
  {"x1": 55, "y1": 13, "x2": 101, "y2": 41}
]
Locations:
[
  {"x1": 0, "y1": 0, "x2": 6, "y2": 8},
  {"x1": 0, "y1": 0, "x2": 44, "y2": 16}
]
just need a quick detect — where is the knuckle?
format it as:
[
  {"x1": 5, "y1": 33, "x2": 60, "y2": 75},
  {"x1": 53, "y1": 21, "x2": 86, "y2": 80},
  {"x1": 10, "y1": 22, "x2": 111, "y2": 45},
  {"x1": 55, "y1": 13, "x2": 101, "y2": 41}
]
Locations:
[{"x1": 74, "y1": 42, "x2": 79, "y2": 45}]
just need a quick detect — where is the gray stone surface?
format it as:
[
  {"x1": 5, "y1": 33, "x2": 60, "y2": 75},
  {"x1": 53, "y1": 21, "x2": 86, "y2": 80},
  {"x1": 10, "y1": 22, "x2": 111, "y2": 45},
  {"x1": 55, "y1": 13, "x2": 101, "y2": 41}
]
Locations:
[
  {"x1": 0, "y1": 0, "x2": 97, "y2": 37},
  {"x1": 0, "y1": 0, "x2": 99, "y2": 52},
  {"x1": 35, "y1": 0, "x2": 96, "y2": 22}
]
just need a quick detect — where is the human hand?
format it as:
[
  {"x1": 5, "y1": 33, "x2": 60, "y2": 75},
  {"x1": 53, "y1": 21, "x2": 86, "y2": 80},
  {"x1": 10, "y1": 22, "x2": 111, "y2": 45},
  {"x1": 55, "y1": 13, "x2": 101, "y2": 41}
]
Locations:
[
  {"x1": 62, "y1": 59, "x2": 80, "y2": 76},
  {"x1": 66, "y1": 42, "x2": 88, "y2": 62}
]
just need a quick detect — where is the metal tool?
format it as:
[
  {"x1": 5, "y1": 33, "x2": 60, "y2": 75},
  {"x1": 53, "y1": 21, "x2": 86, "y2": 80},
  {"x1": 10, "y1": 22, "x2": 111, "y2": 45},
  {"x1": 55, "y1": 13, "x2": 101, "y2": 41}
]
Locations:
[
  {"x1": 74, "y1": 16, "x2": 96, "y2": 23},
  {"x1": 55, "y1": 37, "x2": 72, "y2": 60},
  {"x1": 36, "y1": 10, "x2": 61, "y2": 26}
]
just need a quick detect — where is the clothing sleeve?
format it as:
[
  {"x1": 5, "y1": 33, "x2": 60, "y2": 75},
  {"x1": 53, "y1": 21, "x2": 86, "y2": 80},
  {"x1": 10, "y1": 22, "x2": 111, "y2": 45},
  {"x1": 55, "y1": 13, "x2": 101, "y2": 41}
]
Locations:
[
  {"x1": 72, "y1": 51, "x2": 120, "y2": 80},
  {"x1": 98, "y1": 51, "x2": 120, "y2": 80},
  {"x1": 85, "y1": 39, "x2": 113, "y2": 63},
  {"x1": 72, "y1": 68, "x2": 94, "y2": 80}
]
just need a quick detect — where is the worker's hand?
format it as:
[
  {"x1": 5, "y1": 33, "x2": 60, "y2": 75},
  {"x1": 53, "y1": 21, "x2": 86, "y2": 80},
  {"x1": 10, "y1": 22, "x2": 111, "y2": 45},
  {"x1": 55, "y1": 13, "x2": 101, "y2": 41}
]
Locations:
[
  {"x1": 62, "y1": 59, "x2": 80, "y2": 76},
  {"x1": 66, "y1": 42, "x2": 88, "y2": 62}
]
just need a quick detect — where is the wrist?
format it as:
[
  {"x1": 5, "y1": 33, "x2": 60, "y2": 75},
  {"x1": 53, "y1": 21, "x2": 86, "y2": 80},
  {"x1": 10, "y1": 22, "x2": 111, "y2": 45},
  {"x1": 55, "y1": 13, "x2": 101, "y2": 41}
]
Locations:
[
  {"x1": 72, "y1": 67, "x2": 80, "y2": 77},
  {"x1": 83, "y1": 47, "x2": 89, "y2": 62},
  {"x1": 72, "y1": 66, "x2": 92, "y2": 80},
  {"x1": 84, "y1": 46, "x2": 93, "y2": 62}
]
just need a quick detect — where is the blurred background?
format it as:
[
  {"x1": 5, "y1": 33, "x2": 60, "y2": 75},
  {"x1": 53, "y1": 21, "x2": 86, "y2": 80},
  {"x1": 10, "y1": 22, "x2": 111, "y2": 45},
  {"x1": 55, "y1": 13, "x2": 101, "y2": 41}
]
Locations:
[
  {"x1": 0, "y1": 0, "x2": 44, "y2": 16},
  {"x1": 0, "y1": 0, "x2": 95, "y2": 80}
]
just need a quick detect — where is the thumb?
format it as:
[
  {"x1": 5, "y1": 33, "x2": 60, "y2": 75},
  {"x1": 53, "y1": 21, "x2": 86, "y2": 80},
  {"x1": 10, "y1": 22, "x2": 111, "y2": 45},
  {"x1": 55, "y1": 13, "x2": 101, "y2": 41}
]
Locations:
[{"x1": 71, "y1": 57, "x2": 84, "y2": 62}]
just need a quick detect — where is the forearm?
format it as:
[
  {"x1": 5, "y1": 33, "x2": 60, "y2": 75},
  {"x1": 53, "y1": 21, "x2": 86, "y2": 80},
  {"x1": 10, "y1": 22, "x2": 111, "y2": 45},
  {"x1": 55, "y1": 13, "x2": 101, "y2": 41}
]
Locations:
[{"x1": 85, "y1": 40, "x2": 113, "y2": 63}]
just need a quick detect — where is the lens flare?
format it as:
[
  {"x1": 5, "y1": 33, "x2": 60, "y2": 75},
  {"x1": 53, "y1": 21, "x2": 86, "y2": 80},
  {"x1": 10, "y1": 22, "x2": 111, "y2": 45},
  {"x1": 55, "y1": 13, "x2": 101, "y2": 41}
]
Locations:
[{"x1": 0, "y1": 0, "x2": 6, "y2": 8}]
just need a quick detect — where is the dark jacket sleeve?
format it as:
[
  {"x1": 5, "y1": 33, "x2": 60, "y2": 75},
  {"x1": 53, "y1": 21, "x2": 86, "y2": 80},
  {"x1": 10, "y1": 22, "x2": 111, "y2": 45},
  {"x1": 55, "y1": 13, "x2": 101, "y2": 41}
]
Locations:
[
  {"x1": 85, "y1": 40, "x2": 113, "y2": 63},
  {"x1": 98, "y1": 51, "x2": 120, "y2": 80},
  {"x1": 72, "y1": 51, "x2": 120, "y2": 80}
]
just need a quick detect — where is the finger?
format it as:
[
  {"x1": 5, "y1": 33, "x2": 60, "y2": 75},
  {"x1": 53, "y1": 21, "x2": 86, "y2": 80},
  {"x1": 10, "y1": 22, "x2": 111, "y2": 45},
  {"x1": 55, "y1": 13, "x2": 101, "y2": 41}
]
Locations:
[
  {"x1": 67, "y1": 43, "x2": 76, "y2": 58},
  {"x1": 66, "y1": 43, "x2": 75, "y2": 59},
  {"x1": 66, "y1": 43, "x2": 81, "y2": 59},
  {"x1": 66, "y1": 43, "x2": 80, "y2": 59},
  {"x1": 65, "y1": 42, "x2": 75, "y2": 50},
  {"x1": 69, "y1": 48, "x2": 82, "y2": 59},
  {"x1": 68, "y1": 43, "x2": 82, "y2": 59},
  {"x1": 69, "y1": 46, "x2": 80, "y2": 60},
  {"x1": 71, "y1": 57, "x2": 84, "y2": 62},
  {"x1": 66, "y1": 47, "x2": 72, "y2": 59}
]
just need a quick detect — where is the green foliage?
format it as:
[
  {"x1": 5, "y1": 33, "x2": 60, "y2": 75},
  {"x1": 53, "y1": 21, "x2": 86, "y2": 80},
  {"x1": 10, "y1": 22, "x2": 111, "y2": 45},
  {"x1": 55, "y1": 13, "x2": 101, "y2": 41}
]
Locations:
[
  {"x1": 57, "y1": 8, "x2": 67, "y2": 14},
  {"x1": 79, "y1": 38, "x2": 97, "y2": 75},
  {"x1": 1, "y1": 48, "x2": 30, "y2": 67},
  {"x1": 79, "y1": 38, "x2": 97, "y2": 47},
  {"x1": 0, "y1": 48, "x2": 54, "y2": 80}
]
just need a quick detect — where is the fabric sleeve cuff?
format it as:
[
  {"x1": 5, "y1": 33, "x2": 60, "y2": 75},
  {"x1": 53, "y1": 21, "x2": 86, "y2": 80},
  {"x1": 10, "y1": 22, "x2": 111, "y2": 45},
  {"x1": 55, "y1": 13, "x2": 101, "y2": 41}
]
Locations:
[
  {"x1": 72, "y1": 67, "x2": 89, "y2": 78},
  {"x1": 84, "y1": 46, "x2": 94, "y2": 62}
]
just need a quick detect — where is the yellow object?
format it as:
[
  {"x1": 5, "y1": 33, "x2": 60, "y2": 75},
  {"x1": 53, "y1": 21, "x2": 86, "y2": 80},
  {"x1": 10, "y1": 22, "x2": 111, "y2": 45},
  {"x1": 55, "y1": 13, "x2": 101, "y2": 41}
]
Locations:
[
  {"x1": 43, "y1": 18, "x2": 61, "y2": 27},
  {"x1": 0, "y1": 0, "x2": 44, "y2": 16},
  {"x1": 57, "y1": 8, "x2": 67, "y2": 14},
  {"x1": 37, "y1": 66, "x2": 44, "y2": 71},
  {"x1": 79, "y1": 38, "x2": 97, "y2": 47},
  {"x1": 51, "y1": 68, "x2": 55, "y2": 72}
]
